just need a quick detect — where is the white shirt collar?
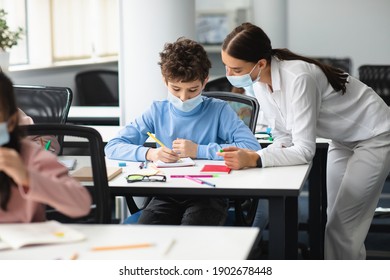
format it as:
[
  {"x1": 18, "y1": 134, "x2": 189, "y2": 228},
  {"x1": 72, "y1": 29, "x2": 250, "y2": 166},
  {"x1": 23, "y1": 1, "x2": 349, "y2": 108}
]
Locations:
[{"x1": 270, "y1": 56, "x2": 281, "y2": 92}]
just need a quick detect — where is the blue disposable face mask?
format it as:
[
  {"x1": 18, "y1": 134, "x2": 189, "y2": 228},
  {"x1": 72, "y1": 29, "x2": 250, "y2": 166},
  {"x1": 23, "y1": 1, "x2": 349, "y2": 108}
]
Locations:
[
  {"x1": 167, "y1": 91, "x2": 203, "y2": 112},
  {"x1": 0, "y1": 122, "x2": 10, "y2": 146},
  {"x1": 226, "y1": 64, "x2": 261, "y2": 96}
]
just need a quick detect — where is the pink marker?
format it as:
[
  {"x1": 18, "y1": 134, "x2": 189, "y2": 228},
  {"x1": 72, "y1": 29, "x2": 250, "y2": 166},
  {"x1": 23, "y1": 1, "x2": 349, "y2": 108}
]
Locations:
[{"x1": 170, "y1": 175, "x2": 216, "y2": 178}]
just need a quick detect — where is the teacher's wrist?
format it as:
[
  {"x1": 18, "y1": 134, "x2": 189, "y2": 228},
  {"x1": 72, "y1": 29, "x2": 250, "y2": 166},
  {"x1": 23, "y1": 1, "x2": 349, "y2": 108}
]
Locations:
[
  {"x1": 252, "y1": 152, "x2": 262, "y2": 168},
  {"x1": 248, "y1": 152, "x2": 261, "y2": 168}
]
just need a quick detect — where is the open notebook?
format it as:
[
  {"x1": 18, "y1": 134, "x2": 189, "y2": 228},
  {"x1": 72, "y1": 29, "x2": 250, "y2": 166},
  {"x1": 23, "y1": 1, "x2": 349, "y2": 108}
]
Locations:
[
  {"x1": 0, "y1": 220, "x2": 86, "y2": 250},
  {"x1": 154, "y1": 157, "x2": 195, "y2": 168}
]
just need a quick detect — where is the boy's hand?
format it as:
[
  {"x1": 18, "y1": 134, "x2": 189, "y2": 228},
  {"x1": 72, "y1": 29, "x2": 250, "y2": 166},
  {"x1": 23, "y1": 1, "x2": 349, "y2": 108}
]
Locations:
[
  {"x1": 216, "y1": 146, "x2": 259, "y2": 170},
  {"x1": 146, "y1": 147, "x2": 180, "y2": 163},
  {"x1": 172, "y1": 138, "x2": 198, "y2": 158}
]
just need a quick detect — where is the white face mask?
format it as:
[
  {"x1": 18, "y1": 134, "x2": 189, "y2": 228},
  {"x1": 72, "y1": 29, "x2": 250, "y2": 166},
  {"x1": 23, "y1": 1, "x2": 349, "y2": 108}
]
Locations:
[
  {"x1": 167, "y1": 91, "x2": 203, "y2": 112},
  {"x1": 0, "y1": 122, "x2": 10, "y2": 146},
  {"x1": 226, "y1": 64, "x2": 261, "y2": 95}
]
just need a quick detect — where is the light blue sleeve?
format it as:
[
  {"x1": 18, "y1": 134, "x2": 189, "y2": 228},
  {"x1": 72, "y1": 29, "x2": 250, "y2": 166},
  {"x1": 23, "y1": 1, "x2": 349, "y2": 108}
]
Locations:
[
  {"x1": 197, "y1": 103, "x2": 261, "y2": 159},
  {"x1": 104, "y1": 107, "x2": 155, "y2": 161}
]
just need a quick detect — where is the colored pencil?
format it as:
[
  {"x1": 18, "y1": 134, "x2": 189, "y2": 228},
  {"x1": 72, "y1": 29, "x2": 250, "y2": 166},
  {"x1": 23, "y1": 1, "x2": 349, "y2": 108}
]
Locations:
[{"x1": 91, "y1": 243, "x2": 153, "y2": 251}]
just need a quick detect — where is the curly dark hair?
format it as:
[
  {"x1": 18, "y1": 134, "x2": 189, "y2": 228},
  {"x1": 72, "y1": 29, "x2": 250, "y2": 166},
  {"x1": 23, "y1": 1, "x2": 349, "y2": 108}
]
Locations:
[{"x1": 159, "y1": 37, "x2": 211, "y2": 84}]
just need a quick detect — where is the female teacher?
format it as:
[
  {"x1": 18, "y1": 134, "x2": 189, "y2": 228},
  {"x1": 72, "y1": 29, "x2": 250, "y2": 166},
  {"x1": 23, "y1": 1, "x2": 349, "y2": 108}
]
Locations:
[{"x1": 217, "y1": 22, "x2": 390, "y2": 259}]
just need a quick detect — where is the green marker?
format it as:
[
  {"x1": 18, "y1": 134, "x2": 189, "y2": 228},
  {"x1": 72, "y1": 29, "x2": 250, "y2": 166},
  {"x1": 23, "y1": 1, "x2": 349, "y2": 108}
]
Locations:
[
  {"x1": 45, "y1": 140, "x2": 51, "y2": 150},
  {"x1": 219, "y1": 149, "x2": 224, "y2": 153}
]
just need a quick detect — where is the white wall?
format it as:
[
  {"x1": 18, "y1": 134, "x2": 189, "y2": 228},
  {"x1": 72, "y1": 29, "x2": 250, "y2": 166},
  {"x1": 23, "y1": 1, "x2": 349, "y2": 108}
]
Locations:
[
  {"x1": 119, "y1": 0, "x2": 195, "y2": 124},
  {"x1": 252, "y1": 0, "x2": 287, "y2": 48},
  {"x1": 7, "y1": 0, "x2": 390, "y2": 107},
  {"x1": 287, "y1": 0, "x2": 390, "y2": 76}
]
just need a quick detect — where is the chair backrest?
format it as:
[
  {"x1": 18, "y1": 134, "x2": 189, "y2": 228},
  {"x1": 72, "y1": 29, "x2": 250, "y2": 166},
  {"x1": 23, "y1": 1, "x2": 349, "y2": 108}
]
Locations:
[
  {"x1": 75, "y1": 69, "x2": 119, "y2": 106},
  {"x1": 14, "y1": 85, "x2": 73, "y2": 124},
  {"x1": 312, "y1": 57, "x2": 352, "y2": 73},
  {"x1": 23, "y1": 124, "x2": 111, "y2": 224},
  {"x1": 204, "y1": 77, "x2": 233, "y2": 92},
  {"x1": 358, "y1": 65, "x2": 390, "y2": 106},
  {"x1": 202, "y1": 91, "x2": 260, "y2": 133}
]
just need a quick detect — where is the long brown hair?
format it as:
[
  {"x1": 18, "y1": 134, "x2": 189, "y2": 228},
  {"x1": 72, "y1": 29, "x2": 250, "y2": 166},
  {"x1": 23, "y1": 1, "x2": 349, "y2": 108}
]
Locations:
[
  {"x1": 0, "y1": 72, "x2": 22, "y2": 211},
  {"x1": 222, "y1": 22, "x2": 349, "y2": 93}
]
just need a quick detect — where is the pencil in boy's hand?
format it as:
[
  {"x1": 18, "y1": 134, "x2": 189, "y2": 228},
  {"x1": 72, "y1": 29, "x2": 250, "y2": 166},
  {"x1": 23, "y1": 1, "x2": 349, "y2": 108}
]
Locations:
[{"x1": 147, "y1": 132, "x2": 166, "y2": 148}]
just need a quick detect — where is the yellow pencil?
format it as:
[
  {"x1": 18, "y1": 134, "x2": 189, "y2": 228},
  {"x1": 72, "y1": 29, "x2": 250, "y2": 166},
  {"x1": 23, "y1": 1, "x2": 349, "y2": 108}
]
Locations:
[
  {"x1": 147, "y1": 132, "x2": 166, "y2": 147},
  {"x1": 91, "y1": 243, "x2": 154, "y2": 251}
]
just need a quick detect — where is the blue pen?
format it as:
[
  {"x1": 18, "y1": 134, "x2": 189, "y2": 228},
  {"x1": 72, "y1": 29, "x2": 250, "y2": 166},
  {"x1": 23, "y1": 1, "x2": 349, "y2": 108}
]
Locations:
[{"x1": 198, "y1": 178, "x2": 216, "y2": 187}]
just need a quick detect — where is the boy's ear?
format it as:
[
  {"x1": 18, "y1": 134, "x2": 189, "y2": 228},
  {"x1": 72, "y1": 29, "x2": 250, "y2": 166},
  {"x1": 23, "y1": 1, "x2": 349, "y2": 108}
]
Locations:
[{"x1": 202, "y1": 76, "x2": 209, "y2": 89}]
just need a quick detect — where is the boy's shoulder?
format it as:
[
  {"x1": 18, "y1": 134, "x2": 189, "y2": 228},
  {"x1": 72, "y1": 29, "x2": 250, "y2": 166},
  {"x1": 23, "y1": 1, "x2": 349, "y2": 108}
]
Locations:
[{"x1": 149, "y1": 99, "x2": 170, "y2": 109}]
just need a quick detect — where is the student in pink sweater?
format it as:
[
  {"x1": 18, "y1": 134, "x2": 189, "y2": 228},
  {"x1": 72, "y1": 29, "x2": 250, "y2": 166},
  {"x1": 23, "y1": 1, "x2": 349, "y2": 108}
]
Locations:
[{"x1": 0, "y1": 72, "x2": 92, "y2": 222}]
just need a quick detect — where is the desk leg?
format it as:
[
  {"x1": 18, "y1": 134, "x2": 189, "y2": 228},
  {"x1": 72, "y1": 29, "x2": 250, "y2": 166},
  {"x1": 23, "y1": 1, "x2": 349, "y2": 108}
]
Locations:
[
  {"x1": 268, "y1": 196, "x2": 299, "y2": 260},
  {"x1": 308, "y1": 148, "x2": 327, "y2": 259},
  {"x1": 268, "y1": 197, "x2": 285, "y2": 259},
  {"x1": 285, "y1": 196, "x2": 298, "y2": 259}
]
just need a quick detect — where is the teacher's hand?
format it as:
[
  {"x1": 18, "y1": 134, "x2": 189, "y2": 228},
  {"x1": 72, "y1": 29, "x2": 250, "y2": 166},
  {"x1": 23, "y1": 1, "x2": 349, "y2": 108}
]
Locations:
[{"x1": 217, "y1": 146, "x2": 259, "y2": 170}]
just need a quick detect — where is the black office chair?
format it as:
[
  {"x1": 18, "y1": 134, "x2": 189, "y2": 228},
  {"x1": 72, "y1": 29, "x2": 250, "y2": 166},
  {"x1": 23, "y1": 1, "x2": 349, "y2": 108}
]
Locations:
[
  {"x1": 14, "y1": 85, "x2": 73, "y2": 124},
  {"x1": 204, "y1": 77, "x2": 233, "y2": 92},
  {"x1": 202, "y1": 91, "x2": 259, "y2": 134},
  {"x1": 23, "y1": 124, "x2": 112, "y2": 224},
  {"x1": 312, "y1": 57, "x2": 352, "y2": 73},
  {"x1": 14, "y1": 85, "x2": 73, "y2": 155},
  {"x1": 75, "y1": 69, "x2": 119, "y2": 106},
  {"x1": 358, "y1": 65, "x2": 390, "y2": 106}
]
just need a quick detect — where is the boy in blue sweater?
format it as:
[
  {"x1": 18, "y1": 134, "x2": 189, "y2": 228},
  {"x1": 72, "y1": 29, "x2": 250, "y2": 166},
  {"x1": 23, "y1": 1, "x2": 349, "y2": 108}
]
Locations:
[{"x1": 105, "y1": 37, "x2": 260, "y2": 225}]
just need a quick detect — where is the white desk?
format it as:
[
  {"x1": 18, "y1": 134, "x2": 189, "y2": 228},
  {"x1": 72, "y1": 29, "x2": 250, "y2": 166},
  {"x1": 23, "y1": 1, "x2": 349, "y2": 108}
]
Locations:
[
  {"x1": 67, "y1": 106, "x2": 120, "y2": 125},
  {"x1": 63, "y1": 125, "x2": 324, "y2": 259},
  {"x1": 101, "y1": 159, "x2": 310, "y2": 259},
  {"x1": 0, "y1": 224, "x2": 259, "y2": 260},
  {"x1": 63, "y1": 156, "x2": 310, "y2": 260}
]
